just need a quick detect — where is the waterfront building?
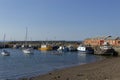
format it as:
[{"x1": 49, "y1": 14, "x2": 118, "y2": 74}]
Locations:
[{"x1": 84, "y1": 36, "x2": 120, "y2": 47}]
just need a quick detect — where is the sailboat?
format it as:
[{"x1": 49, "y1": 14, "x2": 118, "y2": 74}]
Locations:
[
  {"x1": 1, "y1": 34, "x2": 10, "y2": 56},
  {"x1": 22, "y1": 27, "x2": 33, "y2": 54}
]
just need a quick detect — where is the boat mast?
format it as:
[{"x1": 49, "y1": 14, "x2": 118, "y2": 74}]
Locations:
[
  {"x1": 25, "y1": 27, "x2": 28, "y2": 46},
  {"x1": 3, "y1": 34, "x2": 6, "y2": 48}
]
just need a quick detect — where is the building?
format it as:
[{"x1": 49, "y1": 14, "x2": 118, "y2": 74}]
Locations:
[{"x1": 84, "y1": 36, "x2": 120, "y2": 47}]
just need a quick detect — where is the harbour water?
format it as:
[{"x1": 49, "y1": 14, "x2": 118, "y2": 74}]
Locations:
[{"x1": 0, "y1": 49, "x2": 103, "y2": 79}]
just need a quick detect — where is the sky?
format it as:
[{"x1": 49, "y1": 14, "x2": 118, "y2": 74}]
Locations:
[{"x1": 0, "y1": 0, "x2": 120, "y2": 41}]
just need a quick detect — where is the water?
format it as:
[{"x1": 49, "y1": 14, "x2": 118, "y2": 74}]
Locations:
[{"x1": 0, "y1": 49, "x2": 103, "y2": 79}]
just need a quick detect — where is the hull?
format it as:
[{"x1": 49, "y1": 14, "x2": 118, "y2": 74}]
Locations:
[
  {"x1": 68, "y1": 45, "x2": 77, "y2": 51},
  {"x1": 1, "y1": 50, "x2": 10, "y2": 56},
  {"x1": 22, "y1": 49, "x2": 33, "y2": 54},
  {"x1": 77, "y1": 46, "x2": 86, "y2": 51},
  {"x1": 57, "y1": 46, "x2": 68, "y2": 52},
  {"x1": 39, "y1": 47, "x2": 52, "y2": 51},
  {"x1": 39, "y1": 45, "x2": 52, "y2": 51},
  {"x1": 77, "y1": 46, "x2": 94, "y2": 54}
]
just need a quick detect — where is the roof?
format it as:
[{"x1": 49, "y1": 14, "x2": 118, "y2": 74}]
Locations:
[{"x1": 85, "y1": 36, "x2": 120, "y2": 40}]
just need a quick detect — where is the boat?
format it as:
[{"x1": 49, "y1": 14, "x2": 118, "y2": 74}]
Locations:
[
  {"x1": 100, "y1": 45, "x2": 112, "y2": 50},
  {"x1": 97, "y1": 42, "x2": 117, "y2": 55},
  {"x1": 1, "y1": 50, "x2": 10, "y2": 56},
  {"x1": 1, "y1": 34, "x2": 10, "y2": 56},
  {"x1": 67, "y1": 45, "x2": 77, "y2": 51},
  {"x1": 77, "y1": 45, "x2": 94, "y2": 54},
  {"x1": 22, "y1": 48, "x2": 33, "y2": 54},
  {"x1": 57, "y1": 46, "x2": 68, "y2": 52},
  {"x1": 38, "y1": 44, "x2": 52, "y2": 51},
  {"x1": 100, "y1": 42, "x2": 112, "y2": 50},
  {"x1": 22, "y1": 27, "x2": 33, "y2": 54}
]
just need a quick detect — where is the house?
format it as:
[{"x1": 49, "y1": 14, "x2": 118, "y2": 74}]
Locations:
[{"x1": 84, "y1": 36, "x2": 120, "y2": 47}]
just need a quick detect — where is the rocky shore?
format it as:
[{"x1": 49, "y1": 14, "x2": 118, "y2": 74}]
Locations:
[{"x1": 19, "y1": 56, "x2": 120, "y2": 80}]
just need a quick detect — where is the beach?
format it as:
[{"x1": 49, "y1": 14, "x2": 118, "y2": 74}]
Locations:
[{"x1": 22, "y1": 56, "x2": 120, "y2": 80}]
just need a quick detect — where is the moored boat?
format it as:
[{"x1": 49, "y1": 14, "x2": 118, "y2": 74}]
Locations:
[
  {"x1": 77, "y1": 45, "x2": 94, "y2": 54},
  {"x1": 22, "y1": 48, "x2": 33, "y2": 54},
  {"x1": 22, "y1": 27, "x2": 33, "y2": 54},
  {"x1": 57, "y1": 46, "x2": 68, "y2": 52},
  {"x1": 67, "y1": 45, "x2": 77, "y2": 51},
  {"x1": 1, "y1": 50, "x2": 10, "y2": 56},
  {"x1": 38, "y1": 44, "x2": 52, "y2": 51},
  {"x1": 1, "y1": 34, "x2": 10, "y2": 56}
]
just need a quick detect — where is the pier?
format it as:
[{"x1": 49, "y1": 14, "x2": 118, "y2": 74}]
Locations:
[{"x1": 1, "y1": 41, "x2": 81, "y2": 49}]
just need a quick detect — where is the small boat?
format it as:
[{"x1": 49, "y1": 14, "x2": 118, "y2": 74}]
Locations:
[
  {"x1": 22, "y1": 27, "x2": 33, "y2": 54},
  {"x1": 38, "y1": 44, "x2": 52, "y2": 51},
  {"x1": 57, "y1": 46, "x2": 68, "y2": 52},
  {"x1": 100, "y1": 45, "x2": 112, "y2": 50},
  {"x1": 100, "y1": 42, "x2": 112, "y2": 50},
  {"x1": 77, "y1": 45, "x2": 94, "y2": 54},
  {"x1": 94, "y1": 46, "x2": 116, "y2": 55},
  {"x1": 22, "y1": 48, "x2": 33, "y2": 54},
  {"x1": 1, "y1": 34, "x2": 10, "y2": 56},
  {"x1": 1, "y1": 50, "x2": 10, "y2": 56},
  {"x1": 67, "y1": 45, "x2": 77, "y2": 51}
]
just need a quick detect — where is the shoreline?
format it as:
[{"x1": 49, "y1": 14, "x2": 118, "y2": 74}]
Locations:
[{"x1": 19, "y1": 56, "x2": 120, "y2": 80}]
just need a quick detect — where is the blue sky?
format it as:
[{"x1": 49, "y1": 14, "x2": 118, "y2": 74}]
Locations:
[{"x1": 0, "y1": 0, "x2": 120, "y2": 41}]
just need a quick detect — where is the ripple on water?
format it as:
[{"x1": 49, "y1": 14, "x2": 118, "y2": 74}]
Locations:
[{"x1": 0, "y1": 49, "x2": 103, "y2": 79}]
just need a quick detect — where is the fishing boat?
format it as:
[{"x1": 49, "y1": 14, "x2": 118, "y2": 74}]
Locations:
[
  {"x1": 1, "y1": 34, "x2": 10, "y2": 56},
  {"x1": 97, "y1": 42, "x2": 117, "y2": 55},
  {"x1": 22, "y1": 27, "x2": 33, "y2": 54},
  {"x1": 67, "y1": 45, "x2": 77, "y2": 51},
  {"x1": 57, "y1": 46, "x2": 68, "y2": 52},
  {"x1": 77, "y1": 45, "x2": 94, "y2": 54},
  {"x1": 100, "y1": 42, "x2": 112, "y2": 50},
  {"x1": 38, "y1": 44, "x2": 52, "y2": 51}
]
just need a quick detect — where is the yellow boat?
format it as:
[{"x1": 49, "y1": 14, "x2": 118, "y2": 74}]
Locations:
[{"x1": 38, "y1": 44, "x2": 52, "y2": 51}]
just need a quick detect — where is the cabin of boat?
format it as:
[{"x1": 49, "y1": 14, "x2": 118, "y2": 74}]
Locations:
[
  {"x1": 77, "y1": 45, "x2": 94, "y2": 54},
  {"x1": 38, "y1": 44, "x2": 52, "y2": 51}
]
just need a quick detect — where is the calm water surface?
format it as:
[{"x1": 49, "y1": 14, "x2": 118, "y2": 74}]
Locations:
[{"x1": 0, "y1": 49, "x2": 103, "y2": 79}]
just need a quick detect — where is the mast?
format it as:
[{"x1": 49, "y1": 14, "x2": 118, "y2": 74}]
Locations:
[
  {"x1": 3, "y1": 34, "x2": 6, "y2": 48},
  {"x1": 25, "y1": 27, "x2": 28, "y2": 46}
]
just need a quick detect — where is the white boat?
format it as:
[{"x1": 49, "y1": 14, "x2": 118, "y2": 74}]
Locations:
[
  {"x1": 100, "y1": 42, "x2": 112, "y2": 50},
  {"x1": 77, "y1": 45, "x2": 94, "y2": 54},
  {"x1": 1, "y1": 34, "x2": 10, "y2": 56},
  {"x1": 1, "y1": 50, "x2": 10, "y2": 56},
  {"x1": 57, "y1": 46, "x2": 68, "y2": 52},
  {"x1": 22, "y1": 48, "x2": 33, "y2": 54},
  {"x1": 22, "y1": 27, "x2": 33, "y2": 54},
  {"x1": 77, "y1": 46, "x2": 86, "y2": 51},
  {"x1": 100, "y1": 46, "x2": 112, "y2": 50}
]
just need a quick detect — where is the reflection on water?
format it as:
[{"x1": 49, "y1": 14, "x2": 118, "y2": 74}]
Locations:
[{"x1": 0, "y1": 49, "x2": 103, "y2": 79}]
